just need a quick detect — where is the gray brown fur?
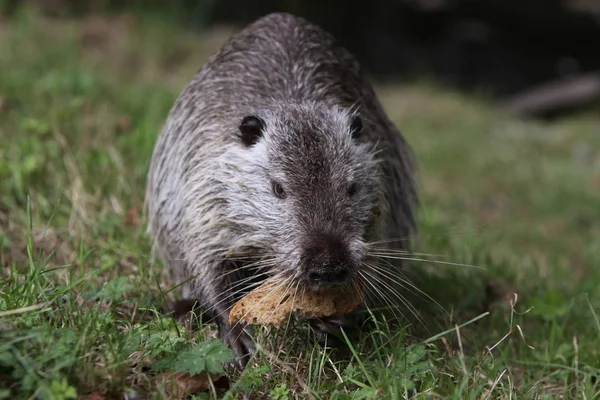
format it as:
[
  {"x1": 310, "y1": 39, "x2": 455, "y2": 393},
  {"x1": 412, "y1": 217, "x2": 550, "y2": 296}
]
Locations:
[{"x1": 145, "y1": 12, "x2": 418, "y2": 362}]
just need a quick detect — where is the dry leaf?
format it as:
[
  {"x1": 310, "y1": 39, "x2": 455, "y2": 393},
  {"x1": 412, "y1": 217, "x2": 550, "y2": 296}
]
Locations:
[
  {"x1": 117, "y1": 116, "x2": 132, "y2": 133},
  {"x1": 158, "y1": 371, "x2": 229, "y2": 399},
  {"x1": 125, "y1": 205, "x2": 139, "y2": 226},
  {"x1": 77, "y1": 392, "x2": 106, "y2": 400},
  {"x1": 592, "y1": 174, "x2": 600, "y2": 191}
]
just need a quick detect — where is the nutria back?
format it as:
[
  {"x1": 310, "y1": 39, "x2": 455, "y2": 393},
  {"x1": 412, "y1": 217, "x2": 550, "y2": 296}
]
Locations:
[{"x1": 145, "y1": 12, "x2": 418, "y2": 363}]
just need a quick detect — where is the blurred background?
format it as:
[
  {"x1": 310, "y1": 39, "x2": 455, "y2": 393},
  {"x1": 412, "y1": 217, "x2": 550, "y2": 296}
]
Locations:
[{"x1": 3, "y1": 0, "x2": 600, "y2": 119}]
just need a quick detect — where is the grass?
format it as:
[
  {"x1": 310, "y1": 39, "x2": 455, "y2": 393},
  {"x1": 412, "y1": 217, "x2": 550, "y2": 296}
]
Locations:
[{"x1": 1, "y1": 6, "x2": 600, "y2": 400}]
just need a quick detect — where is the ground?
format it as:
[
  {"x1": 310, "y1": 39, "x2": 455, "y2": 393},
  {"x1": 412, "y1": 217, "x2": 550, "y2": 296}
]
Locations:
[{"x1": 1, "y1": 7, "x2": 599, "y2": 400}]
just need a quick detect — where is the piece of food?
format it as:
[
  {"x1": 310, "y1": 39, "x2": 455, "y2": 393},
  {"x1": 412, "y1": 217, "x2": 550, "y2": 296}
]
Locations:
[{"x1": 228, "y1": 280, "x2": 364, "y2": 327}]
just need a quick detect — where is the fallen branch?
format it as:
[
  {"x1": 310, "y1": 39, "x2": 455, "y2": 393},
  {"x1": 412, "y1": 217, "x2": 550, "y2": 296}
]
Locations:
[{"x1": 498, "y1": 72, "x2": 600, "y2": 117}]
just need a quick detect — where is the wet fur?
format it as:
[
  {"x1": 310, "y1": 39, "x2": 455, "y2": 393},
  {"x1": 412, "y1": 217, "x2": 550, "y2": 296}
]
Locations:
[{"x1": 145, "y1": 12, "x2": 418, "y2": 364}]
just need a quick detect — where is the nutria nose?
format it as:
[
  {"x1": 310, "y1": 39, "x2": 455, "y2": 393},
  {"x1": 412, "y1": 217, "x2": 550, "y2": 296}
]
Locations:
[
  {"x1": 307, "y1": 268, "x2": 349, "y2": 284},
  {"x1": 302, "y1": 234, "x2": 352, "y2": 285}
]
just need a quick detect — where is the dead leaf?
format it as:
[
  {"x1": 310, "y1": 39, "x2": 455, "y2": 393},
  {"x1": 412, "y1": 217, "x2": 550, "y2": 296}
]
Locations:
[
  {"x1": 158, "y1": 371, "x2": 229, "y2": 399},
  {"x1": 117, "y1": 116, "x2": 132, "y2": 133},
  {"x1": 592, "y1": 174, "x2": 600, "y2": 191},
  {"x1": 125, "y1": 205, "x2": 139, "y2": 226},
  {"x1": 77, "y1": 392, "x2": 106, "y2": 400}
]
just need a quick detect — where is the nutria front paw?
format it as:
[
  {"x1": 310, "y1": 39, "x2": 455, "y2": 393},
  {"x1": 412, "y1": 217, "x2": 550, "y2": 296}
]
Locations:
[{"x1": 221, "y1": 321, "x2": 256, "y2": 369}]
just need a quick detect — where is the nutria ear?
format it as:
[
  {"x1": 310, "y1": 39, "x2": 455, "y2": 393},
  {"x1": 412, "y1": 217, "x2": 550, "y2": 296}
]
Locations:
[
  {"x1": 350, "y1": 115, "x2": 363, "y2": 140},
  {"x1": 238, "y1": 115, "x2": 265, "y2": 147}
]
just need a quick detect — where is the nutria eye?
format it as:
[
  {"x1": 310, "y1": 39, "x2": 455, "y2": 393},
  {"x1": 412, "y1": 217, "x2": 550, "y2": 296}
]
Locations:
[
  {"x1": 348, "y1": 182, "x2": 358, "y2": 197},
  {"x1": 272, "y1": 181, "x2": 286, "y2": 199},
  {"x1": 239, "y1": 115, "x2": 265, "y2": 147},
  {"x1": 350, "y1": 116, "x2": 363, "y2": 140}
]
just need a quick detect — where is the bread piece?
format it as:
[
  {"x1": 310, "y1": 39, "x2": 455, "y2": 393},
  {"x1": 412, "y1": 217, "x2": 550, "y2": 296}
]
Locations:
[{"x1": 228, "y1": 280, "x2": 364, "y2": 327}]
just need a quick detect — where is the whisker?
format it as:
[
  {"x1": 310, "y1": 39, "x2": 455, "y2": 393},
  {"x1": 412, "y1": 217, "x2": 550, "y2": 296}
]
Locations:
[
  {"x1": 217, "y1": 259, "x2": 279, "y2": 279},
  {"x1": 358, "y1": 270, "x2": 397, "y2": 319},
  {"x1": 368, "y1": 248, "x2": 451, "y2": 258},
  {"x1": 358, "y1": 269, "x2": 407, "y2": 324},
  {"x1": 209, "y1": 270, "x2": 287, "y2": 315},
  {"x1": 210, "y1": 274, "x2": 289, "y2": 328},
  {"x1": 268, "y1": 276, "x2": 302, "y2": 348},
  {"x1": 232, "y1": 276, "x2": 297, "y2": 350},
  {"x1": 261, "y1": 276, "x2": 298, "y2": 327},
  {"x1": 367, "y1": 225, "x2": 487, "y2": 247},
  {"x1": 360, "y1": 267, "x2": 410, "y2": 319},
  {"x1": 230, "y1": 277, "x2": 291, "y2": 340},
  {"x1": 367, "y1": 260, "x2": 447, "y2": 316},
  {"x1": 369, "y1": 254, "x2": 486, "y2": 270},
  {"x1": 368, "y1": 236, "x2": 412, "y2": 246},
  {"x1": 210, "y1": 274, "x2": 270, "y2": 309},
  {"x1": 362, "y1": 263, "x2": 426, "y2": 327}
]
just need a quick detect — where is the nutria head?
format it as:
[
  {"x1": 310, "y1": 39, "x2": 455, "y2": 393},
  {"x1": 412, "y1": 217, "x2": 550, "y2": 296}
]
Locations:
[{"x1": 219, "y1": 101, "x2": 380, "y2": 291}]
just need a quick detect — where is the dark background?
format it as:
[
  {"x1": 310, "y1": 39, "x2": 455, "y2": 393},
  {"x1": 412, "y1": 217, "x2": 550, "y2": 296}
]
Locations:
[{"x1": 4, "y1": 0, "x2": 600, "y2": 118}]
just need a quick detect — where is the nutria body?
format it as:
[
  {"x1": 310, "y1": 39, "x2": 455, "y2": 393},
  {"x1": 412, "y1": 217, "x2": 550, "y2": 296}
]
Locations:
[{"x1": 145, "y1": 12, "x2": 418, "y2": 363}]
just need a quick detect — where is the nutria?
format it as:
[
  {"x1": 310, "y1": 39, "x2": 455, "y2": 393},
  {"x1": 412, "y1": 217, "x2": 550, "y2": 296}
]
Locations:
[{"x1": 145, "y1": 12, "x2": 418, "y2": 364}]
